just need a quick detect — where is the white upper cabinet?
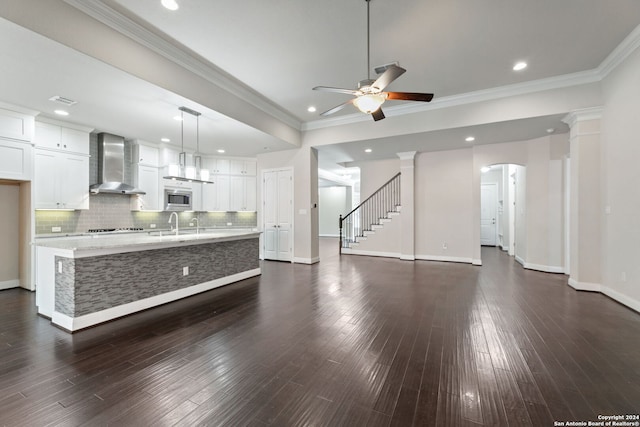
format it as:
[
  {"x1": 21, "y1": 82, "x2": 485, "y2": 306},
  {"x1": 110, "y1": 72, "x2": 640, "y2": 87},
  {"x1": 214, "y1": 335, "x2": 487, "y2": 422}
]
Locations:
[
  {"x1": 229, "y1": 159, "x2": 256, "y2": 176},
  {"x1": 34, "y1": 121, "x2": 90, "y2": 155},
  {"x1": 131, "y1": 165, "x2": 161, "y2": 211},
  {"x1": 0, "y1": 106, "x2": 35, "y2": 180},
  {"x1": 229, "y1": 175, "x2": 256, "y2": 211},
  {"x1": 202, "y1": 174, "x2": 230, "y2": 211},
  {"x1": 204, "y1": 158, "x2": 230, "y2": 175},
  {"x1": 132, "y1": 142, "x2": 159, "y2": 167},
  {"x1": 0, "y1": 107, "x2": 34, "y2": 142}
]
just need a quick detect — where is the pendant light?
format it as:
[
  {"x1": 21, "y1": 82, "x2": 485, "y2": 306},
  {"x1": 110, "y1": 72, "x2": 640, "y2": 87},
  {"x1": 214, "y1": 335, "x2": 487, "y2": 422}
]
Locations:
[{"x1": 163, "y1": 106, "x2": 213, "y2": 184}]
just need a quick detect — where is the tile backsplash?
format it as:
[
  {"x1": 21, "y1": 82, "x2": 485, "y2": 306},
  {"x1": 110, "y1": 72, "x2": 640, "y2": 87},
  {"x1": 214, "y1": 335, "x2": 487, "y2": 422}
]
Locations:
[{"x1": 35, "y1": 193, "x2": 257, "y2": 235}]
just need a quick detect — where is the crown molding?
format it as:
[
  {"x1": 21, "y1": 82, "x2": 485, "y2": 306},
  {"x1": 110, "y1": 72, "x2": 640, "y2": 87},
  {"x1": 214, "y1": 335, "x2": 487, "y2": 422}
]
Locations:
[
  {"x1": 62, "y1": 0, "x2": 301, "y2": 131},
  {"x1": 561, "y1": 107, "x2": 604, "y2": 128},
  {"x1": 597, "y1": 23, "x2": 640, "y2": 78}
]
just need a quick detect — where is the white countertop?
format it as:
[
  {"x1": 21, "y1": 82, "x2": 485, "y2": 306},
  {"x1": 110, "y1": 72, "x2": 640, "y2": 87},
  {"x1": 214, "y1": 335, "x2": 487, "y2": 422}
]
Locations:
[{"x1": 34, "y1": 229, "x2": 261, "y2": 258}]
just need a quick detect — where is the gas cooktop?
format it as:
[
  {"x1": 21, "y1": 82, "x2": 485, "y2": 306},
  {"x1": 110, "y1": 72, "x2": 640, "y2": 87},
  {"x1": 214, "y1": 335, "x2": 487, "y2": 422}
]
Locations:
[{"x1": 87, "y1": 228, "x2": 144, "y2": 233}]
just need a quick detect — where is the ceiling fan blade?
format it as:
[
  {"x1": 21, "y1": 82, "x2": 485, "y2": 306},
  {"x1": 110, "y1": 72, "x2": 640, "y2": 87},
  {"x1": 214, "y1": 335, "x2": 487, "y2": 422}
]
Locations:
[
  {"x1": 386, "y1": 92, "x2": 434, "y2": 102},
  {"x1": 320, "y1": 99, "x2": 355, "y2": 116},
  {"x1": 371, "y1": 108, "x2": 385, "y2": 121},
  {"x1": 313, "y1": 86, "x2": 360, "y2": 95},
  {"x1": 372, "y1": 65, "x2": 406, "y2": 91}
]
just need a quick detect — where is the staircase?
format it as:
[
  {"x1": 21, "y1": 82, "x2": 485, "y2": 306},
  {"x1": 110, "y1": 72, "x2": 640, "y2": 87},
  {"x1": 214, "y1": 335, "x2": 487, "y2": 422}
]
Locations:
[{"x1": 339, "y1": 173, "x2": 401, "y2": 254}]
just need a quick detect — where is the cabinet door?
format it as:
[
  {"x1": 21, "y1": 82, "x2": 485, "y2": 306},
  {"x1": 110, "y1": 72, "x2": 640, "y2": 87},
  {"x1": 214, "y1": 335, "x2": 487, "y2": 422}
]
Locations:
[
  {"x1": 0, "y1": 108, "x2": 34, "y2": 142},
  {"x1": 229, "y1": 160, "x2": 244, "y2": 175},
  {"x1": 229, "y1": 176, "x2": 244, "y2": 211},
  {"x1": 244, "y1": 160, "x2": 257, "y2": 176},
  {"x1": 215, "y1": 175, "x2": 230, "y2": 211},
  {"x1": 60, "y1": 127, "x2": 89, "y2": 155},
  {"x1": 137, "y1": 166, "x2": 160, "y2": 210},
  {"x1": 202, "y1": 181, "x2": 216, "y2": 211},
  {"x1": 34, "y1": 150, "x2": 59, "y2": 209},
  {"x1": 0, "y1": 138, "x2": 32, "y2": 180},
  {"x1": 191, "y1": 182, "x2": 203, "y2": 211},
  {"x1": 34, "y1": 122, "x2": 61, "y2": 150},
  {"x1": 245, "y1": 176, "x2": 257, "y2": 211},
  {"x1": 60, "y1": 154, "x2": 89, "y2": 209},
  {"x1": 214, "y1": 159, "x2": 230, "y2": 174},
  {"x1": 138, "y1": 144, "x2": 159, "y2": 166}
]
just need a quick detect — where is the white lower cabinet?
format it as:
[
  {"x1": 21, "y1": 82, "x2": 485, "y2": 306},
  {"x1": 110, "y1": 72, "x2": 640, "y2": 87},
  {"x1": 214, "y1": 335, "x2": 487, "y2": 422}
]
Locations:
[
  {"x1": 131, "y1": 165, "x2": 161, "y2": 211},
  {"x1": 202, "y1": 175, "x2": 230, "y2": 211},
  {"x1": 34, "y1": 149, "x2": 89, "y2": 209},
  {"x1": 230, "y1": 176, "x2": 256, "y2": 211}
]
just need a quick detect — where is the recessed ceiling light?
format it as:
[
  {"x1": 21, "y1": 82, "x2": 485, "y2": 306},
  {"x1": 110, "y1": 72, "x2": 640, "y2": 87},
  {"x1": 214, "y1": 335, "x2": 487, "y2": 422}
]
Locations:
[
  {"x1": 465, "y1": 136, "x2": 475, "y2": 142},
  {"x1": 161, "y1": 138, "x2": 170, "y2": 142},
  {"x1": 54, "y1": 110, "x2": 69, "y2": 116},
  {"x1": 546, "y1": 128, "x2": 555, "y2": 134},
  {"x1": 365, "y1": 148, "x2": 372, "y2": 153},
  {"x1": 173, "y1": 115, "x2": 183, "y2": 121},
  {"x1": 513, "y1": 61, "x2": 527, "y2": 71},
  {"x1": 307, "y1": 106, "x2": 317, "y2": 113},
  {"x1": 161, "y1": 0, "x2": 179, "y2": 11},
  {"x1": 217, "y1": 149, "x2": 225, "y2": 154}
]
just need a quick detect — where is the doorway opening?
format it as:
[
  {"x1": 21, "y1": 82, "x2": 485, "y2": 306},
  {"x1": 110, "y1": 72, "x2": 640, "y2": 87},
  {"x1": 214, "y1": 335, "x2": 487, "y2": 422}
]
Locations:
[
  {"x1": 0, "y1": 180, "x2": 33, "y2": 292},
  {"x1": 480, "y1": 164, "x2": 526, "y2": 262}
]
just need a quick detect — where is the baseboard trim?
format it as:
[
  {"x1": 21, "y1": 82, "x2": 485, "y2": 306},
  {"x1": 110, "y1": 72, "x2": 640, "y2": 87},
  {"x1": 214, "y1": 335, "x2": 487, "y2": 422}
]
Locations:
[
  {"x1": 601, "y1": 286, "x2": 640, "y2": 314},
  {"x1": 472, "y1": 259, "x2": 483, "y2": 266},
  {"x1": 416, "y1": 254, "x2": 474, "y2": 264},
  {"x1": 523, "y1": 262, "x2": 565, "y2": 274},
  {"x1": 568, "y1": 278, "x2": 640, "y2": 313},
  {"x1": 568, "y1": 277, "x2": 601, "y2": 292},
  {"x1": 0, "y1": 279, "x2": 20, "y2": 290},
  {"x1": 515, "y1": 255, "x2": 525, "y2": 266},
  {"x1": 293, "y1": 257, "x2": 320, "y2": 264},
  {"x1": 319, "y1": 234, "x2": 339, "y2": 238},
  {"x1": 341, "y1": 249, "x2": 401, "y2": 258},
  {"x1": 400, "y1": 255, "x2": 416, "y2": 261},
  {"x1": 51, "y1": 268, "x2": 262, "y2": 332}
]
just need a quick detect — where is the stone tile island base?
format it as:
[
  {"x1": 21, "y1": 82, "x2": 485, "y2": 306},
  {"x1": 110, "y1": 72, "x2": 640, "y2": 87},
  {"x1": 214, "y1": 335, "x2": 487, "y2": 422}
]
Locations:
[{"x1": 50, "y1": 237, "x2": 259, "y2": 332}]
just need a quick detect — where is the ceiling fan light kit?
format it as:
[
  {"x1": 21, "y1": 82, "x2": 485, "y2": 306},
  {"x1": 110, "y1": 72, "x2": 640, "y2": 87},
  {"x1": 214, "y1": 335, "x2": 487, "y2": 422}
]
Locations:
[{"x1": 312, "y1": 0, "x2": 434, "y2": 121}]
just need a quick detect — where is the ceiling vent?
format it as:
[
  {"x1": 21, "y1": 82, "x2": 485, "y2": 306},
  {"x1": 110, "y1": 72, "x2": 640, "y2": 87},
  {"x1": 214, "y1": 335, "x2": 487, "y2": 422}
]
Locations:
[{"x1": 48, "y1": 95, "x2": 77, "y2": 106}]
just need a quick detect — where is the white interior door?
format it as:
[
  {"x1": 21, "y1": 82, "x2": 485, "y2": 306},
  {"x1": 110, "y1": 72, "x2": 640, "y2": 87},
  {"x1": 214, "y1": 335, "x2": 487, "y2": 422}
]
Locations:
[
  {"x1": 263, "y1": 171, "x2": 278, "y2": 260},
  {"x1": 263, "y1": 168, "x2": 293, "y2": 261},
  {"x1": 480, "y1": 183, "x2": 497, "y2": 246}
]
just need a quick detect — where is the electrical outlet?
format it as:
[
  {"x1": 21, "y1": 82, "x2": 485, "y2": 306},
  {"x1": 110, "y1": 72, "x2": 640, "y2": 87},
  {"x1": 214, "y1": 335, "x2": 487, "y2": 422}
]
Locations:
[
  {"x1": 58, "y1": 261, "x2": 62, "y2": 273},
  {"x1": 442, "y1": 242, "x2": 448, "y2": 250},
  {"x1": 183, "y1": 266, "x2": 189, "y2": 276},
  {"x1": 52, "y1": 226, "x2": 61, "y2": 233},
  {"x1": 227, "y1": 222, "x2": 232, "y2": 226},
  {"x1": 189, "y1": 222, "x2": 195, "y2": 227},
  {"x1": 150, "y1": 224, "x2": 156, "y2": 229}
]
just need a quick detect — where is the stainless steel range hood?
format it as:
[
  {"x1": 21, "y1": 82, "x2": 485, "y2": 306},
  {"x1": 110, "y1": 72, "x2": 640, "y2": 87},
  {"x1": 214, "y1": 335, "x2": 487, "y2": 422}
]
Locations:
[{"x1": 89, "y1": 133, "x2": 145, "y2": 195}]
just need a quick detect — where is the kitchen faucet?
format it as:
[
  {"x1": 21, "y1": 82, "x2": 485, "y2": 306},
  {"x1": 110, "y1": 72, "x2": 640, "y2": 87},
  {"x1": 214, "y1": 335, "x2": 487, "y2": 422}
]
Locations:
[
  {"x1": 192, "y1": 217, "x2": 200, "y2": 234},
  {"x1": 168, "y1": 212, "x2": 179, "y2": 235}
]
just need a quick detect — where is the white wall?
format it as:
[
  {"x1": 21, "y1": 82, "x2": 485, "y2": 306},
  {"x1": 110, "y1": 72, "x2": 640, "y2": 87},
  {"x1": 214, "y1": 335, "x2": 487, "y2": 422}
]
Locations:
[
  {"x1": 415, "y1": 149, "x2": 475, "y2": 262},
  {"x1": 0, "y1": 183, "x2": 20, "y2": 288},
  {"x1": 514, "y1": 165, "x2": 527, "y2": 263},
  {"x1": 356, "y1": 158, "x2": 400, "y2": 200},
  {"x1": 319, "y1": 186, "x2": 351, "y2": 237},
  {"x1": 600, "y1": 43, "x2": 640, "y2": 309}
]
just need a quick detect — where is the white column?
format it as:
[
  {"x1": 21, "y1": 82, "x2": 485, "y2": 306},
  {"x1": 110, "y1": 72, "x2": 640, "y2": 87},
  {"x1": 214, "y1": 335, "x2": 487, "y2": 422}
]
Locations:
[
  {"x1": 397, "y1": 151, "x2": 416, "y2": 260},
  {"x1": 562, "y1": 107, "x2": 603, "y2": 291}
]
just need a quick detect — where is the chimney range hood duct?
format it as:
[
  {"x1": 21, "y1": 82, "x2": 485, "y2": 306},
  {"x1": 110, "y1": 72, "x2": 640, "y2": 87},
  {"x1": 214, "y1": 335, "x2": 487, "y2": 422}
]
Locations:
[{"x1": 89, "y1": 133, "x2": 145, "y2": 195}]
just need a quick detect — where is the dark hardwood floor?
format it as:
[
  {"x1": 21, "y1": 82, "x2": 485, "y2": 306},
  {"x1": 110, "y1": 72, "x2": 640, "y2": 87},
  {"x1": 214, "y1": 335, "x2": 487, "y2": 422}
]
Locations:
[{"x1": 1, "y1": 240, "x2": 639, "y2": 426}]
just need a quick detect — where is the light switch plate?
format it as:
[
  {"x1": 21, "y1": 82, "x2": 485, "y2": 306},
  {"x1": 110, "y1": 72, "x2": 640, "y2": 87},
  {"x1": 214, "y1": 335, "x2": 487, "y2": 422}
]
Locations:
[
  {"x1": 150, "y1": 224, "x2": 156, "y2": 229},
  {"x1": 51, "y1": 226, "x2": 61, "y2": 232}
]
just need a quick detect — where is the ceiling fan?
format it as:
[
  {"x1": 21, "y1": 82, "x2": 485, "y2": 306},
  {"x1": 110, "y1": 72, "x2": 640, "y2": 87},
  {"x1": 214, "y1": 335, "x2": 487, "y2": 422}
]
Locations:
[{"x1": 313, "y1": 0, "x2": 434, "y2": 121}]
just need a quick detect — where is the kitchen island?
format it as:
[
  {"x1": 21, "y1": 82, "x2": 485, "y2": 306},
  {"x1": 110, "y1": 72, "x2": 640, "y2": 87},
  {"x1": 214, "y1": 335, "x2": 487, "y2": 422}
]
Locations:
[{"x1": 35, "y1": 230, "x2": 260, "y2": 332}]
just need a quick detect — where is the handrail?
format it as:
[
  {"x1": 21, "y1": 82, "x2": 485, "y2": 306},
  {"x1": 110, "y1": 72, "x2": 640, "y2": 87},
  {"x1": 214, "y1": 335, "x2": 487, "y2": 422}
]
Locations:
[
  {"x1": 339, "y1": 172, "x2": 401, "y2": 253},
  {"x1": 342, "y1": 172, "x2": 401, "y2": 219}
]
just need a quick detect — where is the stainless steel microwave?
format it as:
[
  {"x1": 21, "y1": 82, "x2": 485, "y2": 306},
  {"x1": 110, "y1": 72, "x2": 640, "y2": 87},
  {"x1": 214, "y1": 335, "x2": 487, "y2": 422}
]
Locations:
[{"x1": 164, "y1": 188, "x2": 192, "y2": 211}]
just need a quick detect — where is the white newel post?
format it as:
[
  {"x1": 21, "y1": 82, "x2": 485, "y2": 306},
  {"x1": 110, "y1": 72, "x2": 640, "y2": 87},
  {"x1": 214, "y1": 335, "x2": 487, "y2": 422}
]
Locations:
[
  {"x1": 562, "y1": 107, "x2": 603, "y2": 291},
  {"x1": 397, "y1": 151, "x2": 417, "y2": 261}
]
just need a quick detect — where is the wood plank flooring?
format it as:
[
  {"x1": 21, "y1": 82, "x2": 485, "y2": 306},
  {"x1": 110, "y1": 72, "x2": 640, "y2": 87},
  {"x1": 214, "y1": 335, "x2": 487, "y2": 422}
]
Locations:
[{"x1": 1, "y1": 240, "x2": 639, "y2": 426}]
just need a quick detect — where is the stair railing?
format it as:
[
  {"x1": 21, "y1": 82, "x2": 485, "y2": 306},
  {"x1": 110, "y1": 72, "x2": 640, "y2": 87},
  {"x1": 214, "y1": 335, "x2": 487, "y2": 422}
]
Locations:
[{"x1": 339, "y1": 172, "x2": 401, "y2": 253}]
